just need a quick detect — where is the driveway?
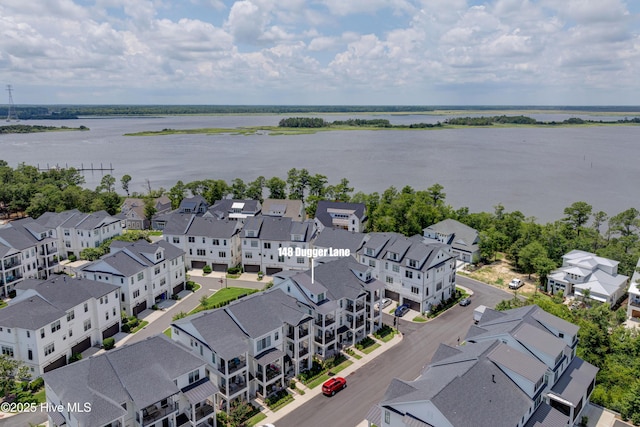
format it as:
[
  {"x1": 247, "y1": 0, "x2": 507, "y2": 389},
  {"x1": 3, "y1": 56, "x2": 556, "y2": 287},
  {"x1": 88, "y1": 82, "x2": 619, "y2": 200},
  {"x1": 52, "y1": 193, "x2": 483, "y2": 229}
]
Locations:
[{"x1": 274, "y1": 276, "x2": 511, "y2": 427}]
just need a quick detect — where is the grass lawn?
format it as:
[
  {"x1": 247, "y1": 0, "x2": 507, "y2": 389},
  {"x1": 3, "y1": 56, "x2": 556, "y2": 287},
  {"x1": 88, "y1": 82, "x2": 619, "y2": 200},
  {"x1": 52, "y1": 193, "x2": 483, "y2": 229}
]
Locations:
[
  {"x1": 163, "y1": 327, "x2": 172, "y2": 338},
  {"x1": 360, "y1": 343, "x2": 381, "y2": 354},
  {"x1": 34, "y1": 388, "x2": 46, "y2": 403},
  {"x1": 192, "y1": 287, "x2": 258, "y2": 313},
  {"x1": 130, "y1": 320, "x2": 149, "y2": 333},
  {"x1": 412, "y1": 316, "x2": 428, "y2": 322},
  {"x1": 191, "y1": 283, "x2": 201, "y2": 292},
  {"x1": 0, "y1": 300, "x2": 7, "y2": 309},
  {"x1": 246, "y1": 412, "x2": 267, "y2": 426},
  {"x1": 307, "y1": 360, "x2": 353, "y2": 389}
]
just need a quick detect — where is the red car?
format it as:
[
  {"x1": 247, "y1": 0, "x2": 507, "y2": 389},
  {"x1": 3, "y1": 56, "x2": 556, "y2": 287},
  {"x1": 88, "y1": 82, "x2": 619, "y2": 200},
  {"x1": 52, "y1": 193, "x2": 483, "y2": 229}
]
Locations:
[{"x1": 322, "y1": 377, "x2": 347, "y2": 396}]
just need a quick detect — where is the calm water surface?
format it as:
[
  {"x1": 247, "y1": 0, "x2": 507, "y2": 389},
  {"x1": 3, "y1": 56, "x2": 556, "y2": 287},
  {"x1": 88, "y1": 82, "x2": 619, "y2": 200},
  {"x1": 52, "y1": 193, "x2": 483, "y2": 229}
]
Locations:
[{"x1": 0, "y1": 115, "x2": 638, "y2": 222}]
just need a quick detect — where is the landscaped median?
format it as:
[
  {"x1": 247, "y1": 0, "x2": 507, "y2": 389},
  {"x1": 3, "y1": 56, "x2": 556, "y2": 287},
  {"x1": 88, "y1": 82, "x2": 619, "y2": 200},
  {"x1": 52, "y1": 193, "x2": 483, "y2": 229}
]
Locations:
[{"x1": 172, "y1": 287, "x2": 259, "y2": 321}]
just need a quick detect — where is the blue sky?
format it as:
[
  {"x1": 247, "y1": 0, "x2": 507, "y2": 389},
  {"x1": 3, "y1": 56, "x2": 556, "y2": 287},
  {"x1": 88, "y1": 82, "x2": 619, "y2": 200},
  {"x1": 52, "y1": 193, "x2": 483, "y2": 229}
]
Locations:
[{"x1": 1, "y1": 0, "x2": 639, "y2": 105}]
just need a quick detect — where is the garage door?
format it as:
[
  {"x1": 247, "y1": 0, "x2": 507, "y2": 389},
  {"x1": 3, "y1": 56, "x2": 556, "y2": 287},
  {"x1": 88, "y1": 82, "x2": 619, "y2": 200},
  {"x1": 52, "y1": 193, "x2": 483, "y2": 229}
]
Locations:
[
  {"x1": 102, "y1": 323, "x2": 120, "y2": 340},
  {"x1": 403, "y1": 297, "x2": 421, "y2": 312},
  {"x1": 173, "y1": 282, "x2": 185, "y2": 295},
  {"x1": 385, "y1": 290, "x2": 400, "y2": 302},
  {"x1": 43, "y1": 355, "x2": 67, "y2": 373},
  {"x1": 266, "y1": 267, "x2": 282, "y2": 276},
  {"x1": 191, "y1": 261, "x2": 207, "y2": 269},
  {"x1": 244, "y1": 264, "x2": 260, "y2": 273},
  {"x1": 133, "y1": 300, "x2": 148, "y2": 316},
  {"x1": 212, "y1": 263, "x2": 227, "y2": 272},
  {"x1": 71, "y1": 337, "x2": 91, "y2": 354}
]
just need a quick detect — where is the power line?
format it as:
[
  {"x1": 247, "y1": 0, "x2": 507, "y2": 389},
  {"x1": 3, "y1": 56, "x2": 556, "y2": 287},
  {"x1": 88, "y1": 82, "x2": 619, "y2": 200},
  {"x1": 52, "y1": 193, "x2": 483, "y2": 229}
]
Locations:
[{"x1": 6, "y1": 84, "x2": 19, "y2": 122}]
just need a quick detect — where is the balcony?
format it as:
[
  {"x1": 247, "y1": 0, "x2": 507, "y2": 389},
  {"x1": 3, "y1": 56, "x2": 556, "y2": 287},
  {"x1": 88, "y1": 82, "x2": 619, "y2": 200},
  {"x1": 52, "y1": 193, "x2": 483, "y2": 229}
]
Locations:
[
  {"x1": 298, "y1": 346, "x2": 309, "y2": 357},
  {"x1": 142, "y1": 402, "x2": 177, "y2": 426},
  {"x1": 219, "y1": 380, "x2": 246, "y2": 396},
  {"x1": 355, "y1": 301, "x2": 365, "y2": 312},
  {"x1": 315, "y1": 316, "x2": 336, "y2": 327},
  {"x1": 195, "y1": 403, "x2": 214, "y2": 421},
  {"x1": 2, "y1": 259, "x2": 21, "y2": 269},
  {"x1": 355, "y1": 318, "x2": 365, "y2": 328},
  {"x1": 630, "y1": 298, "x2": 640, "y2": 308},
  {"x1": 299, "y1": 326, "x2": 310, "y2": 338},
  {"x1": 314, "y1": 333, "x2": 335, "y2": 345},
  {"x1": 256, "y1": 365, "x2": 282, "y2": 382},
  {"x1": 218, "y1": 357, "x2": 246, "y2": 375}
]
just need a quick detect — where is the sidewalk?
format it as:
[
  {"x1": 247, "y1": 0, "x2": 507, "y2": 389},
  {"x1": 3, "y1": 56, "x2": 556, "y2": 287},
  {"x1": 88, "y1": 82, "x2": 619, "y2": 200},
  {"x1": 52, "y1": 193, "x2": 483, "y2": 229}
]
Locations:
[{"x1": 255, "y1": 332, "x2": 403, "y2": 427}]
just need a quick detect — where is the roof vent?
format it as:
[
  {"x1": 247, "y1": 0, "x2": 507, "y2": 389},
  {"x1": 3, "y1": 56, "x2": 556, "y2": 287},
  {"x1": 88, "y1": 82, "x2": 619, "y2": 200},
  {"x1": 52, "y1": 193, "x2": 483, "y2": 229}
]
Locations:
[{"x1": 492, "y1": 374, "x2": 496, "y2": 383}]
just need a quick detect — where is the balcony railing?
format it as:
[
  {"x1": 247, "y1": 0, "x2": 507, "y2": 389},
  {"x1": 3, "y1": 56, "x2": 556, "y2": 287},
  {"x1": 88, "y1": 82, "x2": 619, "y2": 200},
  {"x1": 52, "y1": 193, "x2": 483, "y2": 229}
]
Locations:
[
  {"x1": 2, "y1": 259, "x2": 21, "y2": 269},
  {"x1": 314, "y1": 333, "x2": 335, "y2": 344},
  {"x1": 195, "y1": 403, "x2": 214, "y2": 421},
  {"x1": 630, "y1": 299, "x2": 640, "y2": 308},
  {"x1": 298, "y1": 346, "x2": 309, "y2": 357},
  {"x1": 142, "y1": 403, "x2": 177, "y2": 426},
  {"x1": 219, "y1": 381, "x2": 246, "y2": 396},
  {"x1": 299, "y1": 327, "x2": 310, "y2": 338},
  {"x1": 315, "y1": 317, "x2": 336, "y2": 327},
  {"x1": 218, "y1": 358, "x2": 246, "y2": 375},
  {"x1": 256, "y1": 366, "x2": 281, "y2": 382},
  {"x1": 355, "y1": 302, "x2": 365, "y2": 312},
  {"x1": 355, "y1": 318, "x2": 365, "y2": 328}
]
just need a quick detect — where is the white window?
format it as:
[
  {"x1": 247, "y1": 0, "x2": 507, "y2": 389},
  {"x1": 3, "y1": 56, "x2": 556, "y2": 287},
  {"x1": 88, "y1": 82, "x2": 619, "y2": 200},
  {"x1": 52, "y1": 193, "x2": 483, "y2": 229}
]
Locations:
[
  {"x1": 84, "y1": 302, "x2": 88, "y2": 312},
  {"x1": 188, "y1": 237, "x2": 195, "y2": 243},
  {"x1": 408, "y1": 259, "x2": 418, "y2": 268},
  {"x1": 84, "y1": 320, "x2": 91, "y2": 331},
  {"x1": 257, "y1": 336, "x2": 271, "y2": 352},
  {"x1": 392, "y1": 264, "x2": 399, "y2": 273},
  {"x1": 44, "y1": 343, "x2": 55, "y2": 356},
  {"x1": 386, "y1": 276, "x2": 393, "y2": 284},
  {"x1": 197, "y1": 249, "x2": 206, "y2": 256},
  {"x1": 66, "y1": 311, "x2": 75, "y2": 321},
  {"x1": 173, "y1": 237, "x2": 180, "y2": 244},
  {"x1": 264, "y1": 242, "x2": 271, "y2": 249},
  {"x1": 411, "y1": 286, "x2": 419, "y2": 295},
  {"x1": 297, "y1": 257, "x2": 305, "y2": 264},
  {"x1": 50, "y1": 320, "x2": 61, "y2": 333},
  {"x1": 133, "y1": 290, "x2": 140, "y2": 298},
  {"x1": 219, "y1": 251, "x2": 226, "y2": 258},
  {"x1": 1, "y1": 346, "x2": 14, "y2": 357},
  {"x1": 251, "y1": 240, "x2": 258, "y2": 248},
  {"x1": 245, "y1": 252, "x2": 253, "y2": 259},
  {"x1": 212, "y1": 239, "x2": 220, "y2": 245},
  {"x1": 405, "y1": 271, "x2": 413, "y2": 279}
]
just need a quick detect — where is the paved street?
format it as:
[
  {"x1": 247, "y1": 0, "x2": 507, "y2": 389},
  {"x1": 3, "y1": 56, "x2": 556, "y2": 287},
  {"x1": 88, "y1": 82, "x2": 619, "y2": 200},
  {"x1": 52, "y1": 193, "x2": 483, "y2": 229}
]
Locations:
[{"x1": 274, "y1": 276, "x2": 511, "y2": 427}]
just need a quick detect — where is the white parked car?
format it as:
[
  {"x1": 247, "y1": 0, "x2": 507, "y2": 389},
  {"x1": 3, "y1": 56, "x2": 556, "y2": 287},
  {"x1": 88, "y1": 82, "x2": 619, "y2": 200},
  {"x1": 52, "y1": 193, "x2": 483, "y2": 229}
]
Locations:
[
  {"x1": 509, "y1": 278, "x2": 523, "y2": 289},
  {"x1": 375, "y1": 298, "x2": 392, "y2": 310}
]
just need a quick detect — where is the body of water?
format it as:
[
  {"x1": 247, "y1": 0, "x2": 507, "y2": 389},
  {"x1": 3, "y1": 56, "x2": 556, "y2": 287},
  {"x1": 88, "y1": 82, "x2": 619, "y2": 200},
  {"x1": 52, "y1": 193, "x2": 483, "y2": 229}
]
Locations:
[{"x1": 0, "y1": 114, "x2": 638, "y2": 223}]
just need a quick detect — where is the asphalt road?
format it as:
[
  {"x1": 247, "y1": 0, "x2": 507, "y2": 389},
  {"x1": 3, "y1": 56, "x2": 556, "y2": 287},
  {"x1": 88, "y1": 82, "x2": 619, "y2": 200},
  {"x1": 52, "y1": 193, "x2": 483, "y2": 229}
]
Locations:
[{"x1": 274, "y1": 276, "x2": 511, "y2": 427}]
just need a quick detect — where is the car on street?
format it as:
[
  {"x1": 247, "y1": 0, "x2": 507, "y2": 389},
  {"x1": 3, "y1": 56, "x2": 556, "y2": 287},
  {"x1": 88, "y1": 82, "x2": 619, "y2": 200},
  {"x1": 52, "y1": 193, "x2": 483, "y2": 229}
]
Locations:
[
  {"x1": 394, "y1": 304, "x2": 410, "y2": 317},
  {"x1": 375, "y1": 298, "x2": 392, "y2": 310},
  {"x1": 459, "y1": 298, "x2": 471, "y2": 306},
  {"x1": 509, "y1": 278, "x2": 523, "y2": 289},
  {"x1": 322, "y1": 377, "x2": 347, "y2": 396}
]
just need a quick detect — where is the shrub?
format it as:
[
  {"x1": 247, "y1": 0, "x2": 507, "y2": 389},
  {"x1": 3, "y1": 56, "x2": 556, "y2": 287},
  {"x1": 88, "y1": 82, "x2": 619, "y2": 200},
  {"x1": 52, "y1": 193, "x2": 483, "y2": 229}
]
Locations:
[
  {"x1": 29, "y1": 377, "x2": 44, "y2": 392},
  {"x1": 68, "y1": 353, "x2": 82, "y2": 364},
  {"x1": 172, "y1": 311, "x2": 188, "y2": 321},
  {"x1": 103, "y1": 337, "x2": 115, "y2": 350},
  {"x1": 121, "y1": 323, "x2": 131, "y2": 333},
  {"x1": 202, "y1": 265, "x2": 212, "y2": 274},
  {"x1": 8, "y1": 290, "x2": 16, "y2": 298},
  {"x1": 228, "y1": 266, "x2": 241, "y2": 275},
  {"x1": 186, "y1": 281, "x2": 196, "y2": 291},
  {"x1": 151, "y1": 304, "x2": 158, "y2": 310},
  {"x1": 68, "y1": 254, "x2": 77, "y2": 262},
  {"x1": 289, "y1": 379, "x2": 296, "y2": 389}
]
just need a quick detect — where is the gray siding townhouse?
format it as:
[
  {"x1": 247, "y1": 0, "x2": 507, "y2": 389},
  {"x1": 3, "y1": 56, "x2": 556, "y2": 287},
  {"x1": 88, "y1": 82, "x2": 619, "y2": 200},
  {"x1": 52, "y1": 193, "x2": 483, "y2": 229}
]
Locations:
[
  {"x1": 81, "y1": 239, "x2": 186, "y2": 316},
  {"x1": 314, "y1": 200, "x2": 367, "y2": 233},
  {"x1": 163, "y1": 214, "x2": 242, "y2": 271},
  {"x1": 312, "y1": 227, "x2": 366, "y2": 255},
  {"x1": 0, "y1": 275, "x2": 120, "y2": 376},
  {"x1": 371, "y1": 305, "x2": 597, "y2": 427},
  {"x1": 241, "y1": 216, "x2": 315, "y2": 275},
  {"x1": 628, "y1": 257, "x2": 640, "y2": 319},
  {"x1": 358, "y1": 233, "x2": 457, "y2": 314},
  {"x1": 205, "y1": 199, "x2": 261, "y2": 221},
  {"x1": 35, "y1": 209, "x2": 122, "y2": 259},
  {"x1": 172, "y1": 288, "x2": 312, "y2": 413},
  {"x1": 0, "y1": 217, "x2": 58, "y2": 295},
  {"x1": 44, "y1": 334, "x2": 217, "y2": 427},
  {"x1": 273, "y1": 256, "x2": 385, "y2": 356},
  {"x1": 261, "y1": 198, "x2": 305, "y2": 221},
  {"x1": 423, "y1": 218, "x2": 480, "y2": 264},
  {"x1": 120, "y1": 196, "x2": 171, "y2": 230}
]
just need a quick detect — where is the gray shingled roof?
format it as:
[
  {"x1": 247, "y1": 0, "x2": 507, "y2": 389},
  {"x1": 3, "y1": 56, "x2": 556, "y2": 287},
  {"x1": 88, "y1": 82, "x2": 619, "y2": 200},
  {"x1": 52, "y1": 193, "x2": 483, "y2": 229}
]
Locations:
[
  {"x1": 0, "y1": 294, "x2": 64, "y2": 329},
  {"x1": 424, "y1": 219, "x2": 479, "y2": 252},
  {"x1": 187, "y1": 216, "x2": 239, "y2": 238},
  {"x1": 44, "y1": 335, "x2": 206, "y2": 426},
  {"x1": 315, "y1": 201, "x2": 366, "y2": 227},
  {"x1": 313, "y1": 228, "x2": 365, "y2": 253},
  {"x1": 550, "y1": 356, "x2": 598, "y2": 406},
  {"x1": 262, "y1": 198, "x2": 304, "y2": 220},
  {"x1": 524, "y1": 402, "x2": 570, "y2": 427}
]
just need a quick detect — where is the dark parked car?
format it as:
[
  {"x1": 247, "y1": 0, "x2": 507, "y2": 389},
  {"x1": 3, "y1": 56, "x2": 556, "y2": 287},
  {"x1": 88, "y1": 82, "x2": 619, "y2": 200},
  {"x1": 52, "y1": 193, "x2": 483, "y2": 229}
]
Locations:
[
  {"x1": 394, "y1": 304, "x2": 410, "y2": 317},
  {"x1": 459, "y1": 298, "x2": 471, "y2": 306},
  {"x1": 322, "y1": 377, "x2": 347, "y2": 396}
]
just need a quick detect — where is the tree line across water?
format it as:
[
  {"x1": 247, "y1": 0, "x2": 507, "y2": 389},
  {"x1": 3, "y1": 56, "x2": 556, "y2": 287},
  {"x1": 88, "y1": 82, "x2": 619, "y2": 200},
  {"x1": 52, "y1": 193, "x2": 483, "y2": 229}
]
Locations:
[{"x1": 2, "y1": 161, "x2": 640, "y2": 420}]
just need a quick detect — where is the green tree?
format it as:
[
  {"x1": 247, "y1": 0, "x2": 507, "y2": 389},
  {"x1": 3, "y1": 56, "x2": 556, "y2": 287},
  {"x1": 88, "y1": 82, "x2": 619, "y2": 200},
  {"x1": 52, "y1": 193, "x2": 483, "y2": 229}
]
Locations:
[
  {"x1": 265, "y1": 177, "x2": 287, "y2": 199},
  {"x1": 427, "y1": 183, "x2": 446, "y2": 205},
  {"x1": 609, "y1": 208, "x2": 640, "y2": 238},
  {"x1": 168, "y1": 180, "x2": 187, "y2": 209},
  {"x1": 120, "y1": 174, "x2": 132, "y2": 196},
  {"x1": 563, "y1": 201, "x2": 592, "y2": 236},
  {"x1": 518, "y1": 241, "x2": 548, "y2": 279},
  {"x1": 0, "y1": 354, "x2": 31, "y2": 396},
  {"x1": 230, "y1": 178, "x2": 246, "y2": 199},
  {"x1": 246, "y1": 176, "x2": 265, "y2": 201},
  {"x1": 144, "y1": 197, "x2": 157, "y2": 226},
  {"x1": 100, "y1": 174, "x2": 116, "y2": 193},
  {"x1": 332, "y1": 178, "x2": 353, "y2": 202},
  {"x1": 308, "y1": 174, "x2": 328, "y2": 197}
]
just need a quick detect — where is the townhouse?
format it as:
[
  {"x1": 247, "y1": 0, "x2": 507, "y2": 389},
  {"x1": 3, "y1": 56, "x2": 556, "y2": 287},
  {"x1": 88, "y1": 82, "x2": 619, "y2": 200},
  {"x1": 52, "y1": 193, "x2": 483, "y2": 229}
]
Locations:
[
  {"x1": 44, "y1": 334, "x2": 217, "y2": 427},
  {"x1": 241, "y1": 216, "x2": 315, "y2": 274},
  {"x1": 35, "y1": 209, "x2": 123, "y2": 259},
  {"x1": 120, "y1": 196, "x2": 171, "y2": 230},
  {"x1": 314, "y1": 200, "x2": 367, "y2": 233},
  {"x1": 546, "y1": 250, "x2": 628, "y2": 307},
  {"x1": 171, "y1": 288, "x2": 312, "y2": 412},
  {"x1": 0, "y1": 275, "x2": 120, "y2": 376},
  {"x1": 81, "y1": 239, "x2": 186, "y2": 316},
  {"x1": 423, "y1": 218, "x2": 480, "y2": 264},
  {"x1": 357, "y1": 232, "x2": 457, "y2": 314},
  {"x1": 0, "y1": 217, "x2": 58, "y2": 296},
  {"x1": 273, "y1": 256, "x2": 385, "y2": 355},
  {"x1": 261, "y1": 198, "x2": 305, "y2": 221},
  {"x1": 163, "y1": 214, "x2": 242, "y2": 271},
  {"x1": 372, "y1": 305, "x2": 597, "y2": 427},
  {"x1": 205, "y1": 199, "x2": 261, "y2": 221}
]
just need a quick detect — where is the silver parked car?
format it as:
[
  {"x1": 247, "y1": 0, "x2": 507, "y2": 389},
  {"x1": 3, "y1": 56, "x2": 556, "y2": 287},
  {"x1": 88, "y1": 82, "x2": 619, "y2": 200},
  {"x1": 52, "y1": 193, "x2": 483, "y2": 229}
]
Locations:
[{"x1": 374, "y1": 298, "x2": 392, "y2": 310}]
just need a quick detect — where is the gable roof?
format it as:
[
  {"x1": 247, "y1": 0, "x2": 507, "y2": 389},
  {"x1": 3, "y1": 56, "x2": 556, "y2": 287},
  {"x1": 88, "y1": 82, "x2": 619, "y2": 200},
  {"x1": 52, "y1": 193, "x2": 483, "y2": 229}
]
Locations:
[
  {"x1": 261, "y1": 198, "x2": 304, "y2": 220},
  {"x1": 315, "y1": 200, "x2": 366, "y2": 227},
  {"x1": 44, "y1": 335, "x2": 205, "y2": 426},
  {"x1": 313, "y1": 228, "x2": 365, "y2": 254},
  {"x1": 423, "y1": 218, "x2": 479, "y2": 252}
]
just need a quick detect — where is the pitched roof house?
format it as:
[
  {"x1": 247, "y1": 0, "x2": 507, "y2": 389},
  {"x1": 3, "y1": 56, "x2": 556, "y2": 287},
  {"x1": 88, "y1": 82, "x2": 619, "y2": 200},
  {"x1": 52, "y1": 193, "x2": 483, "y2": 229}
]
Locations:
[
  {"x1": 627, "y1": 256, "x2": 640, "y2": 319},
  {"x1": 423, "y1": 218, "x2": 480, "y2": 264},
  {"x1": 44, "y1": 334, "x2": 217, "y2": 427},
  {"x1": 120, "y1": 196, "x2": 171, "y2": 230},
  {"x1": 546, "y1": 250, "x2": 628, "y2": 307},
  {"x1": 314, "y1": 201, "x2": 367, "y2": 233},
  {"x1": 261, "y1": 198, "x2": 305, "y2": 221},
  {"x1": 372, "y1": 305, "x2": 597, "y2": 427}
]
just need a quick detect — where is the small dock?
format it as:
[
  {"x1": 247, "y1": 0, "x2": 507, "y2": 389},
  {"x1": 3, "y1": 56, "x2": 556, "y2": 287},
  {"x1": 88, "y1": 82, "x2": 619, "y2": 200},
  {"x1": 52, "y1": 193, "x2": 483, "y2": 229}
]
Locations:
[{"x1": 37, "y1": 163, "x2": 114, "y2": 173}]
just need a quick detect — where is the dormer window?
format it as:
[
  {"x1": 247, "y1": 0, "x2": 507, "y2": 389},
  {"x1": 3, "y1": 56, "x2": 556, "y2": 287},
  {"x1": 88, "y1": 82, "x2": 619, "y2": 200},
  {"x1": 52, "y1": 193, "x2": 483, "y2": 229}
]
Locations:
[
  {"x1": 365, "y1": 248, "x2": 374, "y2": 256},
  {"x1": 388, "y1": 252, "x2": 398, "y2": 261},
  {"x1": 247, "y1": 230, "x2": 255, "y2": 237},
  {"x1": 408, "y1": 259, "x2": 418, "y2": 268}
]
